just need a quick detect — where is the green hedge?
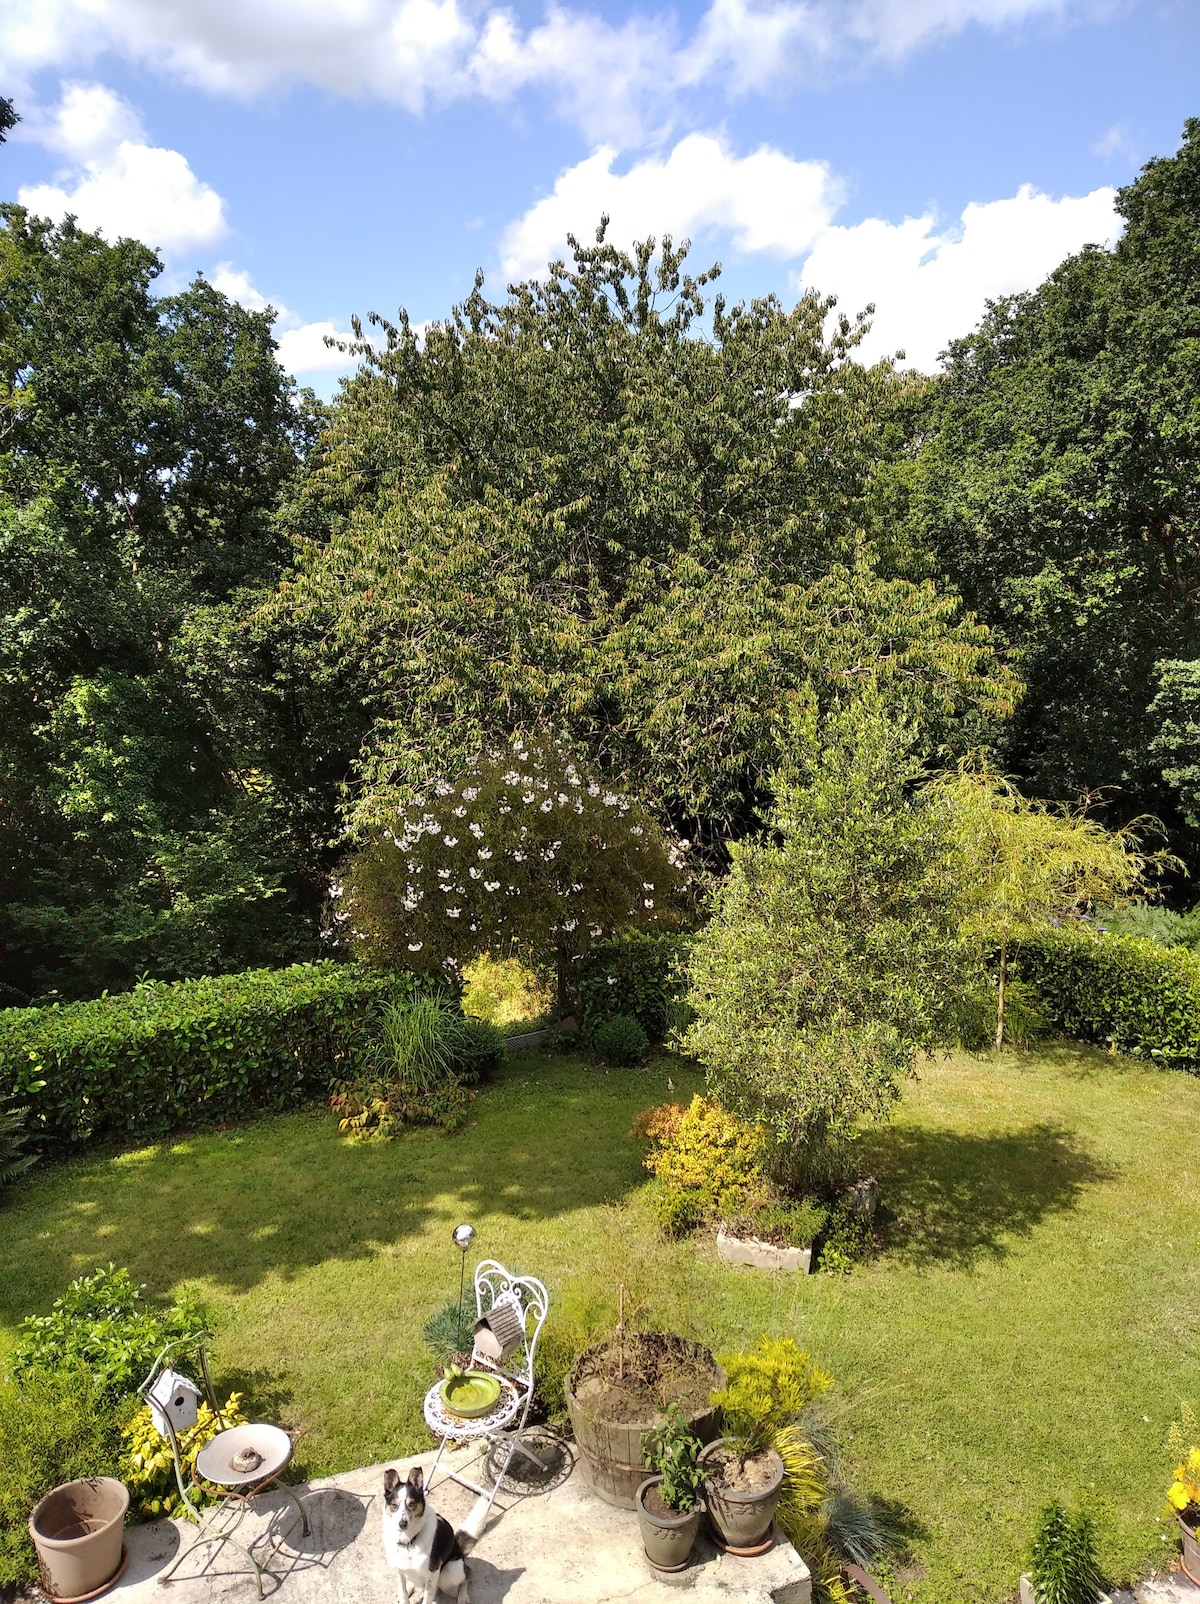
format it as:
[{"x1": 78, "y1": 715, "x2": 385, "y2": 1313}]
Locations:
[
  {"x1": 578, "y1": 932, "x2": 693, "y2": 1042},
  {"x1": 1012, "y1": 927, "x2": 1200, "y2": 1069},
  {"x1": 0, "y1": 962, "x2": 419, "y2": 1153}
]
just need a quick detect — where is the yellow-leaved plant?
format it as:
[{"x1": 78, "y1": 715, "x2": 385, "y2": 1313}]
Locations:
[
  {"x1": 1166, "y1": 1404, "x2": 1200, "y2": 1522},
  {"x1": 631, "y1": 1095, "x2": 769, "y2": 1228},
  {"x1": 122, "y1": 1393, "x2": 248, "y2": 1519}
]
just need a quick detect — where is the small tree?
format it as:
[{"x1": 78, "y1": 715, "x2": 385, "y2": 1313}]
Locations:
[
  {"x1": 935, "y1": 765, "x2": 1152, "y2": 1047},
  {"x1": 682, "y1": 703, "x2": 967, "y2": 1186},
  {"x1": 335, "y1": 737, "x2": 686, "y2": 1010}
]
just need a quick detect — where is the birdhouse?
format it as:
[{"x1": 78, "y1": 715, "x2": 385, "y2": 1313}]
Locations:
[
  {"x1": 147, "y1": 1369, "x2": 203, "y2": 1438},
  {"x1": 473, "y1": 1296, "x2": 525, "y2": 1363}
]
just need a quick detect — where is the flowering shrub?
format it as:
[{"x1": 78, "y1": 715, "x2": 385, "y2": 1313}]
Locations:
[
  {"x1": 335, "y1": 737, "x2": 687, "y2": 1007},
  {"x1": 1166, "y1": 1405, "x2": 1200, "y2": 1523}
]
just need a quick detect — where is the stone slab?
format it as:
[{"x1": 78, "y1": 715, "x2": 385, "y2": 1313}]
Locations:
[
  {"x1": 94, "y1": 1443, "x2": 811, "y2": 1604},
  {"x1": 715, "y1": 1231, "x2": 811, "y2": 1275}
]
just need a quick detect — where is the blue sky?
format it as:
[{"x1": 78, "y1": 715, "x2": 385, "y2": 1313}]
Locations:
[{"x1": 2, "y1": 0, "x2": 1196, "y2": 392}]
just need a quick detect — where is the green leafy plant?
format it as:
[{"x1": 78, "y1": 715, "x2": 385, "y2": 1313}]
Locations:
[
  {"x1": 592, "y1": 1013, "x2": 649, "y2": 1067},
  {"x1": 461, "y1": 954, "x2": 552, "y2": 1031},
  {"x1": 122, "y1": 1392, "x2": 249, "y2": 1519},
  {"x1": 816, "y1": 1201, "x2": 873, "y2": 1275},
  {"x1": 0, "y1": 1100, "x2": 36, "y2": 1188},
  {"x1": 642, "y1": 1404, "x2": 705, "y2": 1514},
  {"x1": 579, "y1": 934, "x2": 693, "y2": 1042},
  {"x1": 1011, "y1": 928, "x2": 1200, "y2": 1069},
  {"x1": 726, "y1": 1197, "x2": 828, "y2": 1251},
  {"x1": 333, "y1": 997, "x2": 494, "y2": 1137},
  {"x1": 1027, "y1": 1501, "x2": 1104, "y2": 1604},
  {"x1": 10, "y1": 1265, "x2": 208, "y2": 1399},
  {"x1": 0, "y1": 1367, "x2": 127, "y2": 1587},
  {"x1": 452, "y1": 1016, "x2": 506, "y2": 1082},
  {"x1": 0, "y1": 962, "x2": 417, "y2": 1155},
  {"x1": 650, "y1": 1183, "x2": 707, "y2": 1239}
]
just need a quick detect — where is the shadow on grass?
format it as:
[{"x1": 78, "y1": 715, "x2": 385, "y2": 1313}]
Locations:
[
  {"x1": 0, "y1": 1060, "x2": 664, "y2": 1319},
  {"x1": 868, "y1": 1122, "x2": 1118, "y2": 1269}
]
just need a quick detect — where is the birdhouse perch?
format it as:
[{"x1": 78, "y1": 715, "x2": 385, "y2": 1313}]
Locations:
[
  {"x1": 148, "y1": 1369, "x2": 203, "y2": 1438},
  {"x1": 473, "y1": 1297, "x2": 525, "y2": 1363}
]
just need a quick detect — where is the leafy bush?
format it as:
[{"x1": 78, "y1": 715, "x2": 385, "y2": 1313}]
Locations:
[
  {"x1": 591, "y1": 1013, "x2": 649, "y2": 1066},
  {"x1": 0, "y1": 1367, "x2": 127, "y2": 1587},
  {"x1": 461, "y1": 954, "x2": 552, "y2": 1030},
  {"x1": 650, "y1": 1183, "x2": 707, "y2": 1239},
  {"x1": 641, "y1": 1403, "x2": 705, "y2": 1513},
  {"x1": 634, "y1": 1095, "x2": 769, "y2": 1218},
  {"x1": 0, "y1": 1100, "x2": 36, "y2": 1188},
  {"x1": 579, "y1": 932, "x2": 693, "y2": 1041},
  {"x1": 1096, "y1": 900, "x2": 1200, "y2": 950},
  {"x1": 1027, "y1": 1501, "x2": 1104, "y2": 1604},
  {"x1": 1012, "y1": 927, "x2": 1200, "y2": 1068},
  {"x1": 951, "y1": 977, "x2": 1048, "y2": 1050},
  {"x1": 454, "y1": 1016, "x2": 506, "y2": 1081},
  {"x1": 11, "y1": 1265, "x2": 208, "y2": 1398},
  {"x1": 0, "y1": 962, "x2": 417, "y2": 1154},
  {"x1": 122, "y1": 1392, "x2": 249, "y2": 1519}
]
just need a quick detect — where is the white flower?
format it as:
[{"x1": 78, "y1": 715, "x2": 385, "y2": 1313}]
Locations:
[
  {"x1": 574, "y1": 801, "x2": 584, "y2": 813},
  {"x1": 540, "y1": 798, "x2": 553, "y2": 812},
  {"x1": 469, "y1": 866, "x2": 482, "y2": 880},
  {"x1": 463, "y1": 786, "x2": 481, "y2": 800},
  {"x1": 438, "y1": 868, "x2": 452, "y2": 880},
  {"x1": 606, "y1": 975, "x2": 618, "y2": 986},
  {"x1": 426, "y1": 820, "x2": 441, "y2": 835},
  {"x1": 564, "y1": 919, "x2": 578, "y2": 932},
  {"x1": 644, "y1": 899, "x2": 654, "y2": 908},
  {"x1": 447, "y1": 907, "x2": 462, "y2": 918},
  {"x1": 522, "y1": 793, "x2": 536, "y2": 805},
  {"x1": 407, "y1": 941, "x2": 424, "y2": 952},
  {"x1": 502, "y1": 772, "x2": 520, "y2": 785},
  {"x1": 485, "y1": 880, "x2": 501, "y2": 892},
  {"x1": 513, "y1": 850, "x2": 526, "y2": 862},
  {"x1": 435, "y1": 780, "x2": 453, "y2": 796},
  {"x1": 478, "y1": 847, "x2": 493, "y2": 860},
  {"x1": 630, "y1": 825, "x2": 643, "y2": 836},
  {"x1": 469, "y1": 822, "x2": 484, "y2": 838},
  {"x1": 443, "y1": 835, "x2": 459, "y2": 847},
  {"x1": 329, "y1": 883, "x2": 344, "y2": 898},
  {"x1": 587, "y1": 784, "x2": 600, "y2": 797},
  {"x1": 603, "y1": 792, "x2": 620, "y2": 806},
  {"x1": 643, "y1": 882, "x2": 655, "y2": 891},
  {"x1": 499, "y1": 804, "x2": 512, "y2": 814},
  {"x1": 557, "y1": 792, "x2": 568, "y2": 805},
  {"x1": 452, "y1": 805, "x2": 467, "y2": 818}
]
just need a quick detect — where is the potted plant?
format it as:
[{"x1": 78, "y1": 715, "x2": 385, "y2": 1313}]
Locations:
[
  {"x1": 635, "y1": 1405, "x2": 706, "y2": 1572},
  {"x1": 565, "y1": 1317, "x2": 724, "y2": 1509},
  {"x1": 1166, "y1": 1407, "x2": 1200, "y2": 1584},
  {"x1": 1019, "y1": 1501, "x2": 1111, "y2": 1604}
]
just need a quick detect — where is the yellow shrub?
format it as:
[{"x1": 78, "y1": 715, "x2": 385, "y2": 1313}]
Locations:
[
  {"x1": 122, "y1": 1393, "x2": 248, "y2": 1519},
  {"x1": 461, "y1": 955, "x2": 551, "y2": 1030},
  {"x1": 632, "y1": 1094, "x2": 769, "y2": 1215}
]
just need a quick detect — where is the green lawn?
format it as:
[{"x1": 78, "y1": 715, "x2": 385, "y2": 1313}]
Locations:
[{"x1": 3, "y1": 1046, "x2": 1199, "y2": 1602}]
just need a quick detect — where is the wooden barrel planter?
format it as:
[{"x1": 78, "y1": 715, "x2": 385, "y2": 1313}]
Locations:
[{"x1": 565, "y1": 1332, "x2": 724, "y2": 1509}]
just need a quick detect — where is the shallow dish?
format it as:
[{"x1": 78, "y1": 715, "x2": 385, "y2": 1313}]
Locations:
[{"x1": 439, "y1": 1371, "x2": 502, "y2": 1419}]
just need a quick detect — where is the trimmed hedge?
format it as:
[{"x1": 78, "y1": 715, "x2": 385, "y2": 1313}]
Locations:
[
  {"x1": 1012, "y1": 927, "x2": 1200, "y2": 1069},
  {"x1": 578, "y1": 932, "x2": 693, "y2": 1041},
  {"x1": 0, "y1": 962, "x2": 419, "y2": 1154}
]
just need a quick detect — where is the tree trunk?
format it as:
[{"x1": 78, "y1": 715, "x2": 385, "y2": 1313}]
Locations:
[
  {"x1": 556, "y1": 945, "x2": 569, "y2": 1018},
  {"x1": 995, "y1": 936, "x2": 1008, "y2": 1050}
]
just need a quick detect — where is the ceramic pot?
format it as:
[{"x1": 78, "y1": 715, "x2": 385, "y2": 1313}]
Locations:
[
  {"x1": 29, "y1": 1477, "x2": 129, "y2": 1601},
  {"x1": 699, "y1": 1438, "x2": 784, "y2": 1555},
  {"x1": 635, "y1": 1476, "x2": 702, "y2": 1572}
]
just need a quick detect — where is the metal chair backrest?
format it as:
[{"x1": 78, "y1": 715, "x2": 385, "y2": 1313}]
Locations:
[{"x1": 472, "y1": 1259, "x2": 549, "y2": 1391}]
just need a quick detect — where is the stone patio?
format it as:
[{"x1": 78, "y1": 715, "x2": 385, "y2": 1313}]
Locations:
[{"x1": 101, "y1": 1441, "x2": 813, "y2": 1604}]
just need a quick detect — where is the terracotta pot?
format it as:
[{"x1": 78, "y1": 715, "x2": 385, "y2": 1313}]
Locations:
[
  {"x1": 635, "y1": 1476, "x2": 702, "y2": 1572},
  {"x1": 699, "y1": 1438, "x2": 784, "y2": 1555},
  {"x1": 29, "y1": 1477, "x2": 129, "y2": 1601},
  {"x1": 1181, "y1": 1514, "x2": 1200, "y2": 1586}
]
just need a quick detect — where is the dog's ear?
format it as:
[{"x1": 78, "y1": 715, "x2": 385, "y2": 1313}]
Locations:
[
  {"x1": 384, "y1": 1468, "x2": 402, "y2": 1497},
  {"x1": 407, "y1": 1466, "x2": 424, "y2": 1492}
]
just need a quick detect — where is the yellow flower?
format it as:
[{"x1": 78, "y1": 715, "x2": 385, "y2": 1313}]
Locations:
[{"x1": 1169, "y1": 1483, "x2": 1190, "y2": 1510}]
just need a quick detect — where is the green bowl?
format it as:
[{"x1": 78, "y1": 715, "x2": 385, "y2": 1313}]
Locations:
[{"x1": 440, "y1": 1370, "x2": 502, "y2": 1419}]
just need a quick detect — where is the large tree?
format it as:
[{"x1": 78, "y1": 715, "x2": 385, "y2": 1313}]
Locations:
[
  {"x1": 0, "y1": 208, "x2": 324, "y2": 1002},
  {"x1": 275, "y1": 227, "x2": 1013, "y2": 849},
  {"x1": 908, "y1": 121, "x2": 1200, "y2": 846}
]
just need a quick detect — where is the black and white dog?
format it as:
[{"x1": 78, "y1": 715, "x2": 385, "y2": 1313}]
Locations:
[{"x1": 381, "y1": 1466, "x2": 470, "y2": 1604}]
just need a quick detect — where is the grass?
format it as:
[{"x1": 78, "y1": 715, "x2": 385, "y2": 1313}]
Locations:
[{"x1": 2, "y1": 1046, "x2": 1199, "y2": 1602}]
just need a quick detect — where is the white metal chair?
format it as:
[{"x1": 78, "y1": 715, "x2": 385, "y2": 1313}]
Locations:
[{"x1": 422, "y1": 1259, "x2": 549, "y2": 1531}]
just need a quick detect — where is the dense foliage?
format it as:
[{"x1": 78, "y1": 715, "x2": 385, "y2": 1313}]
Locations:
[
  {"x1": 275, "y1": 227, "x2": 1013, "y2": 849},
  {"x1": 0, "y1": 208, "x2": 327, "y2": 1004},
  {"x1": 578, "y1": 931, "x2": 693, "y2": 1041},
  {"x1": 909, "y1": 120, "x2": 1200, "y2": 859},
  {"x1": 338, "y1": 738, "x2": 686, "y2": 1006},
  {"x1": 0, "y1": 961, "x2": 414, "y2": 1152},
  {"x1": 1013, "y1": 926, "x2": 1200, "y2": 1069},
  {"x1": 11, "y1": 1265, "x2": 207, "y2": 1398},
  {"x1": 683, "y1": 705, "x2": 969, "y2": 1183}
]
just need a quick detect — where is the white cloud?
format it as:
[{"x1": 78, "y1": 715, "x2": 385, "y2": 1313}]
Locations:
[
  {"x1": 0, "y1": 0, "x2": 1108, "y2": 146},
  {"x1": 276, "y1": 320, "x2": 359, "y2": 376},
  {"x1": 1092, "y1": 120, "x2": 1138, "y2": 163},
  {"x1": 209, "y1": 261, "x2": 280, "y2": 315},
  {"x1": 798, "y1": 183, "x2": 1121, "y2": 369},
  {"x1": 17, "y1": 82, "x2": 226, "y2": 258},
  {"x1": 501, "y1": 134, "x2": 843, "y2": 278}
]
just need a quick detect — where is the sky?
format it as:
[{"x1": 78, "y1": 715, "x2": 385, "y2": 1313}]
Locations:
[{"x1": 1, "y1": 0, "x2": 1196, "y2": 394}]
